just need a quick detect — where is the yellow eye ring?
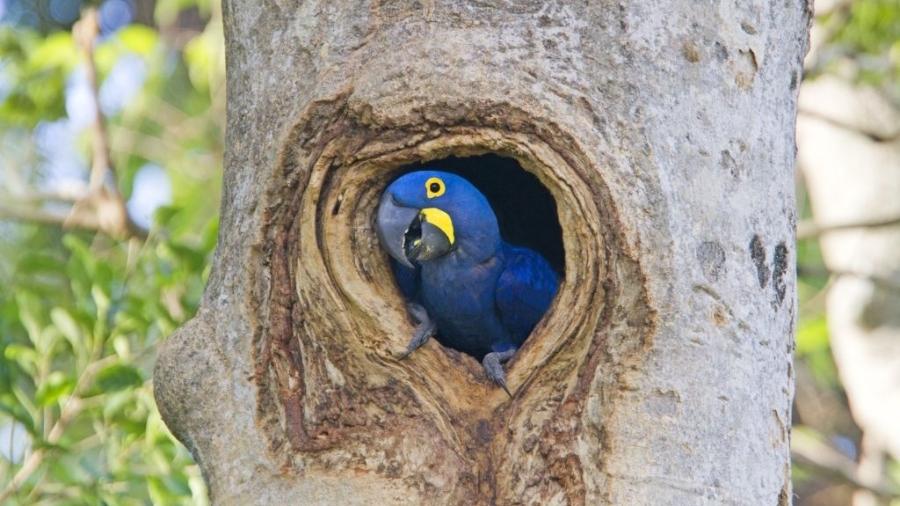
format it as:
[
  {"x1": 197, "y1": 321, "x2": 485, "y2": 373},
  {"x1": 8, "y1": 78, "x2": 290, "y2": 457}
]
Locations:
[{"x1": 425, "y1": 177, "x2": 445, "y2": 199}]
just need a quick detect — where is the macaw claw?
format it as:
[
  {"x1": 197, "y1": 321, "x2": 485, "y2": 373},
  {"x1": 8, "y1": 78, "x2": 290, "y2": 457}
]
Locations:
[
  {"x1": 482, "y1": 349, "x2": 517, "y2": 397},
  {"x1": 397, "y1": 303, "x2": 436, "y2": 360}
]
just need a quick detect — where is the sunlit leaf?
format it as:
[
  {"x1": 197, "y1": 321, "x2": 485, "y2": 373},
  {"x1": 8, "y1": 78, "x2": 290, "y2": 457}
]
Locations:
[
  {"x1": 35, "y1": 371, "x2": 75, "y2": 406},
  {"x1": 51, "y1": 307, "x2": 82, "y2": 349},
  {"x1": 117, "y1": 25, "x2": 160, "y2": 57},
  {"x1": 26, "y1": 32, "x2": 78, "y2": 72},
  {"x1": 183, "y1": 22, "x2": 224, "y2": 94},
  {"x1": 155, "y1": 0, "x2": 213, "y2": 26},
  {"x1": 112, "y1": 335, "x2": 131, "y2": 359},
  {"x1": 92, "y1": 284, "x2": 111, "y2": 321},
  {"x1": 4, "y1": 344, "x2": 39, "y2": 376},
  {"x1": 14, "y1": 293, "x2": 43, "y2": 346},
  {"x1": 796, "y1": 316, "x2": 829, "y2": 355}
]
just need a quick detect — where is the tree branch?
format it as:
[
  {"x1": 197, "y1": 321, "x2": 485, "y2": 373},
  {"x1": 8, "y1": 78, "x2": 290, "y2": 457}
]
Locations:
[
  {"x1": 0, "y1": 204, "x2": 78, "y2": 228},
  {"x1": 792, "y1": 429, "x2": 899, "y2": 500},
  {"x1": 74, "y1": 9, "x2": 114, "y2": 193},
  {"x1": 797, "y1": 215, "x2": 900, "y2": 240},
  {"x1": 0, "y1": 8, "x2": 147, "y2": 240},
  {"x1": 798, "y1": 107, "x2": 900, "y2": 143},
  {"x1": 797, "y1": 264, "x2": 900, "y2": 293}
]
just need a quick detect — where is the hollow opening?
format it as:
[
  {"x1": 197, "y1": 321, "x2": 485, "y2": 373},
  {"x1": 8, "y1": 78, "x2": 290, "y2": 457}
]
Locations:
[
  {"x1": 400, "y1": 154, "x2": 565, "y2": 275},
  {"x1": 383, "y1": 153, "x2": 566, "y2": 360}
]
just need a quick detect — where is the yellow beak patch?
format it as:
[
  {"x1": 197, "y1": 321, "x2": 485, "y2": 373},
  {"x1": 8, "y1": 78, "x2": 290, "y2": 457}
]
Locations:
[{"x1": 420, "y1": 208, "x2": 455, "y2": 245}]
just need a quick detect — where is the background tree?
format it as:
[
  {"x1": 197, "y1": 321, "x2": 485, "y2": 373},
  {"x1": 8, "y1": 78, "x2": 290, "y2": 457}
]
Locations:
[{"x1": 793, "y1": 1, "x2": 900, "y2": 504}]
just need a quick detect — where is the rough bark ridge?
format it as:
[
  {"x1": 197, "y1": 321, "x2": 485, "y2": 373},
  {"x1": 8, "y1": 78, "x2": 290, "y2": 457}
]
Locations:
[{"x1": 154, "y1": 1, "x2": 809, "y2": 504}]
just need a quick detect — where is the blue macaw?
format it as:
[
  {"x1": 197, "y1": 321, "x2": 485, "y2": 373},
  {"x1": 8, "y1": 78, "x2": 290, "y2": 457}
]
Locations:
[{"x1": 376, "y1": 170, "x2": 559, "y2": 395}]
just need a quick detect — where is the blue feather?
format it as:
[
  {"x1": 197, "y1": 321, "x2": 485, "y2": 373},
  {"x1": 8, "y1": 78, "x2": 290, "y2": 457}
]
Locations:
[
  {"x1": 495, "y1": 244, "x2": 559, "y2": 349},
  {"x1": 391, "y1": 260, "x2": 420, "y2": 302}
]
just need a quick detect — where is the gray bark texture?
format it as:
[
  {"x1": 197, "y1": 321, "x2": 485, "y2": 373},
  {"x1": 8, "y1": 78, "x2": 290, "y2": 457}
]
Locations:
[{"x1": 154, "y1": 1, "x2": 810, "y2": 504}]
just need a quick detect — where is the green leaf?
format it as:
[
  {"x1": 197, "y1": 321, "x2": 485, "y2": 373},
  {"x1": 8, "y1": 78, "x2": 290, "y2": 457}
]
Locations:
[
  {"x1": 15, "y1": 251, "x2": 65, "y2": 276},
  {"x1": 152, "y1": 205, "x2": 180, "y2": 227},
  {"x1": 26, "y1": 32, "x2": 77, "y2": 73},
  {"x1": 0, "y1": 12, "x2": 219, "y2": 502},
  {"x1": 155, "y1": 0, "x2": 212, "y2": 26},
  {"x1": 10, "y1": 387, "x2": 39, "y2": 425},
  {"x1": 51, "y1": 307, "x2": 82, "y2": 349},
  {"x1": 0, "y1": 396, "x2": 36, "y2": 434},
  {"x1": 112, "y1": 335, "x2": 131, "y2": 359},
  {"x1": 94, "y1": 363, "x2": 144, "y2": 393},
  {"x1": 62, "y1": 235, "x2": 96, "y2": 277},
  {"x1": 147, "y1": 476, "x2": 173, "y2": 505},
  {"x1": 102, "y1": 390, "x2": 136, "y2": 420},
  {"x1": 35, "y1": 371, "x2": 75, "y2": 407},
  {"x1": 796, "y1": 316, "x2": 829, "y2": 355},
  {"x1": 48, "y1": 451, "x2": 93, "y2": 486},
  {"x1": 117, "y1": 25, "x2": 160, "y2": 57},
  {"x1": 4, "y1": 344, "x2": 39, "y2": 375},
  {"x1": 183, "y1": 23, "x2": 224, "y2": 93},
  {"x1": 91, "y1": 285, "x2": 111, "y2": 321},
  {"x1": 15, "y1": 292, "x2": 44, "y2": 347}
]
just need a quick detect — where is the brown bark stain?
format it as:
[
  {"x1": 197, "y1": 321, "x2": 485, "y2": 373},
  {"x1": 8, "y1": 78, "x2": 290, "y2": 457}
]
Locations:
[
  {"x1": 712, "y1": 305, "x2": 728, "y2": 326},
  {"x1": 734, "y1": 49, "x2": 758, "y2": 90},
  {"x1": 539, "y1": 399, "x2": 586, "y2": 505},
  {"x1": 682, "y1": 41, "x2": 701, "y2": 63}
]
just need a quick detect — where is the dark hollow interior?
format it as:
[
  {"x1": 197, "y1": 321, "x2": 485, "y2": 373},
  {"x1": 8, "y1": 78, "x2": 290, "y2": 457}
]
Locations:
[{"x1": 400, "y1": 154, "x2": 565, "y2": 275}]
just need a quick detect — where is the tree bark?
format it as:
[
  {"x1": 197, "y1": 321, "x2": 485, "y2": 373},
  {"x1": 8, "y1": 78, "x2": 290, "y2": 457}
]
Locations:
[{"x1": 154, "y1": 1, "x2": 809, "y2": 504}]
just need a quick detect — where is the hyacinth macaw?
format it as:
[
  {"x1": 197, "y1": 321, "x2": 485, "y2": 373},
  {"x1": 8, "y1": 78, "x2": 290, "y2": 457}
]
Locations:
[{"x1": 376, "y1": 170, "x2": 559, "y2": 395}]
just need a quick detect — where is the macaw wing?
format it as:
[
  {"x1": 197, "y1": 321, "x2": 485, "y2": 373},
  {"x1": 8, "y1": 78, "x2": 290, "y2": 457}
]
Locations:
[{"x1": 495, "y1": 244, "x2": 559, "y2": 346}]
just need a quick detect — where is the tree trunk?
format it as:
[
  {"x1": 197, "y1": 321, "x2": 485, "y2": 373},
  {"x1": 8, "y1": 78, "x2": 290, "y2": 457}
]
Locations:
[{"x1": 154, "y1": 1, "x2": 809, "y2": 504}]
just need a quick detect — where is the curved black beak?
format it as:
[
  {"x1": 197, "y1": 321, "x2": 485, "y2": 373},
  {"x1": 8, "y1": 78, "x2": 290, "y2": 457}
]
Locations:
[
  {"x1": 404, "y1": 214, "x2": 452, "y2": 264},
  {"x1": 376, "y1": 192, "x2": 454, "y2": 267}
]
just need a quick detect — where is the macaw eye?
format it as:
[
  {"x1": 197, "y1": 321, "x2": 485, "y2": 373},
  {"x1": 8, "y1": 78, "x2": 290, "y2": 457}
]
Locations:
[{"x1": 425, "y1": 177, "x2": 445, "y2": 198}]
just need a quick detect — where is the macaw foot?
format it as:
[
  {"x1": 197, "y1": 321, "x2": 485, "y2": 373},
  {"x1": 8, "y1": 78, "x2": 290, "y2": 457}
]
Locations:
[
  {"x1": 482, "y1": 348, "x2": 517, "y2": 397},
  {"x1": 397, "y1": 303, "x2": 436, "y2": 360}
]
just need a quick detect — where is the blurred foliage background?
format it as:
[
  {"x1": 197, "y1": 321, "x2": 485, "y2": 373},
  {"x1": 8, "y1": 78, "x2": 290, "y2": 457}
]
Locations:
[
  {"x1": 0, "y1": 0, "x2": 897, "y2": 505},
  {"x1": 0, "y1": 0, "x2": 221, "y2": 503}
]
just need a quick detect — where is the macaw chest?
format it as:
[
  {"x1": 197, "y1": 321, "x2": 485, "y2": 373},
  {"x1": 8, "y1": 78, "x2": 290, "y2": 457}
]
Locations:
[{"x1": 419, "y1": 257, "x2": 507, "y2": 353}]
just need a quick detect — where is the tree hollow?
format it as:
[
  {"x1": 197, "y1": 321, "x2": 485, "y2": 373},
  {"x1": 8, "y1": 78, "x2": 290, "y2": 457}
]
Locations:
[{"x1": 251, "y1": 96, "x2": 654, "y2": 503}]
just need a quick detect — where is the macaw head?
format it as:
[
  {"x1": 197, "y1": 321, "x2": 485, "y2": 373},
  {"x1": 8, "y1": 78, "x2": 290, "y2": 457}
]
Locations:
[{"x1": 376, "y1": 170, "x2": 500, "y2": 268}]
